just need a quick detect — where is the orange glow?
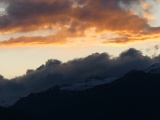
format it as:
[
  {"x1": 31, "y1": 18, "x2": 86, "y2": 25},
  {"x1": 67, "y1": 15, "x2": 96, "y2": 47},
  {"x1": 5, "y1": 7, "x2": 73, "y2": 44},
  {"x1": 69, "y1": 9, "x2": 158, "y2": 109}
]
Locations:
[{"x1": 0, "y1": 0, "x2": 160, "y2": 46}]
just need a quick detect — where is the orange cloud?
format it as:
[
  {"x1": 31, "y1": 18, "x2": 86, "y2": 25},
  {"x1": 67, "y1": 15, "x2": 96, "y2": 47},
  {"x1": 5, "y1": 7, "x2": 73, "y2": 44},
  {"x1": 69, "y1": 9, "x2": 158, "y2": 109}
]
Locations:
[
  {"x1": 103, "y1": 32, "x2": 160, "y2": 44},
  {"x1": 0, "y1": 0, "x2": 159, "y2": 45},
  {"x1": 0, "y1": 27, "x2": 81, "y2": 46},
  {"x1": 0, "y1": 36, "x2": 66, "y2": 46}
]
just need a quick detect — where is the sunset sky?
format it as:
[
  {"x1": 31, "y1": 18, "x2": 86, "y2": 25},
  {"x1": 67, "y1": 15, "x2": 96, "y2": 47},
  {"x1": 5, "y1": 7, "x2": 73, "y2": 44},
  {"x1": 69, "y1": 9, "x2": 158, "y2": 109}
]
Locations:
[{"x1": 0, "y1": 0, "x2": 160, "y2": 78}]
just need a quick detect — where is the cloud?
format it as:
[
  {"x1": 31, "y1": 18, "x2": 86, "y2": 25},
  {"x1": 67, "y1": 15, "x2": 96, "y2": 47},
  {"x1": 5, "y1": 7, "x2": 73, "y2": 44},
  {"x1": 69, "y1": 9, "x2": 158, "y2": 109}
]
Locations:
[
  {"x1": 0, "y1": 0, "x2": 73, "y2": 33},
  {"x1": 145, "y1": 44, "x2": 160, "y2": 57},
  {"x1": 103, "y1": 31, "x2": 160, "y2": 44},
  {"x1": 0, "y1": 48, "x2": 160, "y2": 106},
  {"x1": 0, "y1": 27, "x2": 78, "y2": 46},
  {"x1": 0, "y1": 0, "x2": 159, "y2": 45}
]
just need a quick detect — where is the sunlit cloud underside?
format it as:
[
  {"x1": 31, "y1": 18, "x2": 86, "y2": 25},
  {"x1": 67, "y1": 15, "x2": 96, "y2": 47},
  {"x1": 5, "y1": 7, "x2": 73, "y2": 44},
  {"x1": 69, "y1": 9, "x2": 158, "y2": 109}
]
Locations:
[{"x1": 0, "y1": 0, "x2": 159, "y2": 46}]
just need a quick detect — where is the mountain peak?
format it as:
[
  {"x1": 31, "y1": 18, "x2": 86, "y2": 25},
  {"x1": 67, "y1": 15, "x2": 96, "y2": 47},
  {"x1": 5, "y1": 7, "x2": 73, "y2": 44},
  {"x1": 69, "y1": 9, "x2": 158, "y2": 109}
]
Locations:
[{"x1": 144, "y1": 63, "x2": 160, "y2": 73}]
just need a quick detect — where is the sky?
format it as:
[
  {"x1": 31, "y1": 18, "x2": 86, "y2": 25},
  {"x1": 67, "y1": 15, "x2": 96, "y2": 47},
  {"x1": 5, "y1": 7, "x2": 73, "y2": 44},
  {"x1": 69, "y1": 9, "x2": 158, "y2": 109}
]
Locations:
[
  {"x1": 0, "y1": 0, "x2": 160, "y2": 78},
  {"x1": 1, "y1": 48, "x2": 160, "y2": 106}
]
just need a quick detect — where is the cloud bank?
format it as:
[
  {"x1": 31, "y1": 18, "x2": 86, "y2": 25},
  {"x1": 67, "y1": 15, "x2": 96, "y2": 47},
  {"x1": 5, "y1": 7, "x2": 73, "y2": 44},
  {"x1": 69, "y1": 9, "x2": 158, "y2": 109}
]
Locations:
[
  {"x1": 0, "y1": 0, "x2": 159, "y2": 45},
  {"x1": 0, "y1": 48, "x2": 160, "y2": 106}
]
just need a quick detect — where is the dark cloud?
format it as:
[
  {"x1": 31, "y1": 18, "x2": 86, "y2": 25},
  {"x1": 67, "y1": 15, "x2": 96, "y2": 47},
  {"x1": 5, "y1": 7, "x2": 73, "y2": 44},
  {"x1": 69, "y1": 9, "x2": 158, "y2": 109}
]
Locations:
[
  {"x1": 120, "y1": 48, "x2": 142, "y2": 58},
  {"x1": 0, "y1": 0, "x2": 159, "y2": 45},
  {"x1": 0, "y1": 0, "x2": 73, "y2": 33},
  {"x1": 0, "y1": 48, "x2": 160, "y2": 106}
]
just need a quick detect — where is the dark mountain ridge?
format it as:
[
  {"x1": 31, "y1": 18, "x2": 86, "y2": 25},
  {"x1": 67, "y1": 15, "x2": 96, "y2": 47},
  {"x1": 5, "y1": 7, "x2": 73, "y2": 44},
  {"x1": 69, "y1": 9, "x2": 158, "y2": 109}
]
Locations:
[
  {"x1": 9, "y1": 70, "x2": 160, "y2": 120},
  {"x1": 0, "y1": 106, "x2": 43, "y2": 120}
]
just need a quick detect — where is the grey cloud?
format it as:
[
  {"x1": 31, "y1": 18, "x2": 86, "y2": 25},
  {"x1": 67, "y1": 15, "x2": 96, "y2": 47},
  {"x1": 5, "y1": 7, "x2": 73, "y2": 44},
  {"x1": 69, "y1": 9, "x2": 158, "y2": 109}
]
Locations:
[
  {"x1": 155, "y1": 45, "x2": 159, "y2": 50},
  {"x1": 0, "y1": 48, "x2": 160, "y2": 106},
  {"x1": 0, "y1": 0, "x2": 153, "y2": 34},
  {"x1": 145, "y1": 45, "x2": 160, "y2": 57},
  {"x1": 0, "y1": 0, "x2": 159, "y2": 46},
  {"x1": 0, "y1": 0, "x2": 73, "y2": 32}
]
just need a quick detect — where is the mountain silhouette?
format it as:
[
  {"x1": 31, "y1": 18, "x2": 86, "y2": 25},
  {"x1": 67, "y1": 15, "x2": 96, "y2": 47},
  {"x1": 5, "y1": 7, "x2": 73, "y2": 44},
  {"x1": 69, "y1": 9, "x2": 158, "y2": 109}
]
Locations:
[
  {"x1": 0, "y1": 106, "x2": 43, "y2": 120},
  {"x1": 9, "y1": 70, "x2": 160, "y2": 120}
]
